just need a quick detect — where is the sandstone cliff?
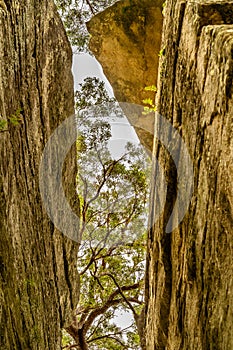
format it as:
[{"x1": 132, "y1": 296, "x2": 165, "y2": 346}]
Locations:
[
  {"x1": 87, "y1": 0, "x2": 233, "y2": 349},
  {"x1": 146, "y1": 1, "x2": 233, "y2": 348},
  {"x1": 87, "y1": 0, "x2": 164, "y2": 152},
  {"x1": 0, "y1": 1, "x2": 79, "y2": 348}
]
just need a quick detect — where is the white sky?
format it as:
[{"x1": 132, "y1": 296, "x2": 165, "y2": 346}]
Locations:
[
  {"x1": 72, "y1": 52, "x2": 139, "y2": 158},
  {"x1": 72, "y1": 52, "x2": 114, "y2": 95},
  {"x1": 72, "y1": 52, "x2": 136, "y2": 329}
]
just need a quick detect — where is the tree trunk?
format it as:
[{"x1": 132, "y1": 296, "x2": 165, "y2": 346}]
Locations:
[
  {"x1": 146, "y1": 0, "x2": 233, "y2": 349},
  {"x1": 66, "y1": 325, "x2": 89, "y2": 350},
  {"x1": 0, "y1": 1, "x2": 79, "y2": 348},
  {"x1": 134, "y1": 307, "x2": 146, "y2": 350}
]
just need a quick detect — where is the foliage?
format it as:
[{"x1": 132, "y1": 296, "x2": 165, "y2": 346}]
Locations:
[
  {"x1": 54, "y1": 0, "x2": 152, "y2": 343},
  {"x1": 76, "y1": 78, "x2": 150, "y2": 246},
  {"x1": 142, "y1": 86, "x2": 157, "y2": 115},
  {"x1": 55, "y1": 0, "x2": 118, "y2": 51},
  {"x1": 0, "y1": 108, "x2": 23, "y2": 132},
  {"x1": 0, "y1": 118, "x2": 7, "y2": 131},
  {"x1": 162, "y1": 1, "x2": 167, "y2": 16},
  {"x1": 158, "y1": 47, "x2": 165, "y2": 57},
  {"x1": 75, "y1": 77, "x2": 115, "y2": 111},
  {"x1": 62, "y1": 330, "x2": 73, "y2": 348},
  {"x1": 63, "y1": 78, "x2": 150, "y2": 349},
  {"x1": 144, "y1": 85, "x2": 157, "y2": 92},
  {"x1": 77, "y1": 120, "x2": 149, "y2": 246},
  {"x1": 142, "y1": 85, "x2": 157, "y2": 115}
]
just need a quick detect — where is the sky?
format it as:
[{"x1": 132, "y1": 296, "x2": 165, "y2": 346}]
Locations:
[
  {"x1": 72, "y1": 52, "x2": 139, "y2": 158},
  {"x1": 72, "y1": 52, "x2": 114, "y2": 95},
  {"x1": 72, "y1": 52, "x2": 135, "y2": 329}
]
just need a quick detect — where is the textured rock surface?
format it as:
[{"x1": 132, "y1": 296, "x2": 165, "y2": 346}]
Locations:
[
  {"x1": 87, "y1": 0, "x2": 233, "y2": 348},
  {"x1": 146, "y1": 0, "x2": 233, "y2": 349},
  {"x1": 87, "y1": 0, "x2": 164, "y2": 152},
  {"x1": 0, "y1": 1, "x2": 79, "y2": 349}
]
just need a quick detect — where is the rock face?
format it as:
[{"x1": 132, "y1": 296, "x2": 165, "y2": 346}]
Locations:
[
  {"x1": 0, "y1": 1, "x2": 79, "y2": 349},
  {"x1": 87, "y1": 0, "x2": 164, "y2": 152},
  {"x1": 88, "y1": 0, "x2": 233, "y2": 349},
  {"x1": 146, "y1": 0, "x2": 233, "y2": 349}
]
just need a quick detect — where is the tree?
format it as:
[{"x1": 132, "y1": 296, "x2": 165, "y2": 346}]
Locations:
[
  {"x1": 61, "y1": 78, "x2": 151, "y2": 349},
  {"x1": 55, "y1": 0, "x2": 118, "y2": 51}
]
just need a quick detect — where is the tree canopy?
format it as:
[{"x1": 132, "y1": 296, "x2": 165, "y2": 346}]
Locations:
[
  {"x1": 55, "y1": 0, "x2": 118, "y2": 51},
  {"x1": 54, "y1": 1, "x2": 151, "y2": 347},
  {"x1": 61, "y1": 79, "x2": 151, "y2": 349}
]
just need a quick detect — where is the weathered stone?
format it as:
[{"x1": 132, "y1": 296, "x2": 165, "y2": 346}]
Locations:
[
  {"x1": 0, "y1": 1, "x2": 79, "y2": 348},
  {"x1": 87, "y1": 0, "x2": 164, "y2": 152},
  {"x1": 87, "y1": 0, "x2": 233, "y2": 348},
  {"x1": 146, "y1": 0, "x2": 233, "y2": 349}
]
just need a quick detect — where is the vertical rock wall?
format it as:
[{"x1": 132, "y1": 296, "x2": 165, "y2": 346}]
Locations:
[
  {"x1": 0, "y1": 1, "x2": 79, "y2": 349},
  {"x1": 146, "y1": 0, "x2": 233, "y2": 348},
  {"x1": 87, "y1": 0, "x2": 233, "y2": 348}
]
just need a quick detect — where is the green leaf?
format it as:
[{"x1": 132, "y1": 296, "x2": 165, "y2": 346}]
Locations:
[
  {"x1": 142, "y1": 98, "x2": 154, "y2": 106},
  {"x1": 144, "y1": 85, "x2": 157, "y2": 92},
  {"x1": 0, "y1": 118, "x2": 8, "y2": 131},
  {"x1": 158, "y1": 47, "x2": 165, "y2": 57}
]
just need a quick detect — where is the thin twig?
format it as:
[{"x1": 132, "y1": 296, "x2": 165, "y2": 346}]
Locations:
[{"x1": 85, "y1": 0, "x2": 95, "y2": 15}]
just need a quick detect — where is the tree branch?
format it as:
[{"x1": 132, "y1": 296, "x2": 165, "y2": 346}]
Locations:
[
  {"x1": 87, "y1": 323, "x2": 134, "y2": 343},
  {"x1": 85, "y1": 0, "x2": 95, "y2": 15},
  {"x1": 88, "y1": 334, "x2": 127, "y2": 348},
  {"x1": 102, "y1": 273, "x2": 138, "y2": 317},
  {"x1": 62, "y1": 344, "x2": 79, "y2": 349},
  {"x1": 79, "y1": 245, "x2": 118, "y2": 276},
  {"x1": 82, "y1": 283, "x2": 139, "y2": 333}
]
